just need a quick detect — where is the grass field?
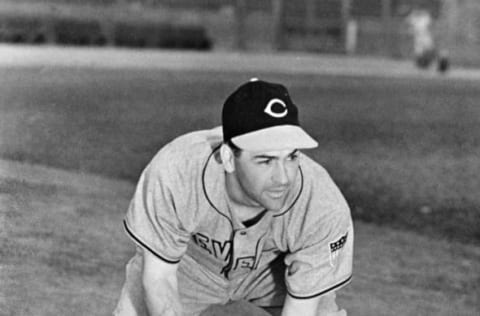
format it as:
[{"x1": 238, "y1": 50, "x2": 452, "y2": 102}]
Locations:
[
  {"x1": 1, "y1": 159, "x2": 478, "y2": 316},
  {"x1": 1, "y1": 49, "x2": 480, "y2": 316},
  {"x1": 0, "y1": 66, "x2": 479, "y2": 244}
]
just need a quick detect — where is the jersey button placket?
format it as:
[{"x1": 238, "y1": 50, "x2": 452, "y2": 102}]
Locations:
[{"x1": 231, "y1": 230, "x2": 248, "y2": 271}]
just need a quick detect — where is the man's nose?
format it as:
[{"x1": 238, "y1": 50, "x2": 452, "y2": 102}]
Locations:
[{"x1": 272, "y1": 162, "x2": 289, "y2": 185}]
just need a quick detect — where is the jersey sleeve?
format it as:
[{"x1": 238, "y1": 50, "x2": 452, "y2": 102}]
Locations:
[
  {"x1": 123, "y1": 149, "x2": 191, "y2": 264},
  {"x1": 284, "y1": 168, "x2": 354, "y2": 299}
]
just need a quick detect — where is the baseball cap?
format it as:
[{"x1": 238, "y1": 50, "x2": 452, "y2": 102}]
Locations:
[{"x1": 222, "y1": 78, "x2": 318, "y2": 151}]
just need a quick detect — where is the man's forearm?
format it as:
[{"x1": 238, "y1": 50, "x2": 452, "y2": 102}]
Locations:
[
  {"x1": 281, "y1": 294, "x2": 319, "y2": 316},
  {"x1": 143, "y1": 275, "x2": 182, "y2": 316}
]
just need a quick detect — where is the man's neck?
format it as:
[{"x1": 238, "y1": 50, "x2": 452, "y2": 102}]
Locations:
[{"x1": 224, "y1": 172, "x2": 265, "y2": 224}]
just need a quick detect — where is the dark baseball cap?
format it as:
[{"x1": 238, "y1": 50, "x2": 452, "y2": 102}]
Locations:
[{"x1": 222, "y1": 78, "x2": 318, "y2": 151}]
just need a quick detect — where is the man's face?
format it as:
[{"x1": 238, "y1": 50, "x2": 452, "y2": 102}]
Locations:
[{"x1": 231, "y1": 148, "x2": 300, "y2": 211}]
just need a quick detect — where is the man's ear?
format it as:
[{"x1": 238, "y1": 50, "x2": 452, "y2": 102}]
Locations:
[{"x1": 220, "y1": 144, "x2": 235, "y2": 173}]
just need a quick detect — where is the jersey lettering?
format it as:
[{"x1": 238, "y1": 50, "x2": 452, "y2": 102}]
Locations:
[
  {"x1": 234, "y1": 256, "x2": 256, "y2": 270},
  {"x1": 212, "y1": 239, "x2": 232, "y2": 262},
  {"x1": 193, "y1": 233, "x2": 212, "y2": 255},
  {"x1": 192, "y1": 232, "x2": 231, "y2": 262},
  {"x1": 192, "y1": 232, "x2": 260, "y2": 276}
]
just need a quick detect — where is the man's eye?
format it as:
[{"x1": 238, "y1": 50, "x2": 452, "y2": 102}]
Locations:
[
  {"x1": 288, "y1": 154, "x2": 299, "y2": 161},
  {"x1": 258, "y1": 159, "x2": 272, "y2": 165}
]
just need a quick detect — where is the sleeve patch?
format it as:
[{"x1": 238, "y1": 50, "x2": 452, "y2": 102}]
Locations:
[{"x1": 329, "y1": 232, "x2": 348, "y2": 267}]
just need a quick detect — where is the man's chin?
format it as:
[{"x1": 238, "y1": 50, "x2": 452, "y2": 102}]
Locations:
[{"x1": 261, "y1": 197, "x2": 288, "y2": 212}]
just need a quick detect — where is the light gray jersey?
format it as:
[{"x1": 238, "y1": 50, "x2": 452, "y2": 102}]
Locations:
[{"x1": 124, "y1": 126, "x2": 353, "y2": 299}]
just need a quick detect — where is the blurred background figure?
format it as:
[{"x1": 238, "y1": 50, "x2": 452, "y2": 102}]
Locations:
[
  {"x1": 407, "y1": 9, "x2": 435, "y2": 68},
  {"x1": 0, "y1": 0, "x2": 478, "y2": 71},
  {"x1": 406, "y1": 8, "x2": 449, "y2": 73}
]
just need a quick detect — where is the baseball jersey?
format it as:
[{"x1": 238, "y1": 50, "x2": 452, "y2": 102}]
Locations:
[{"x1": 124, "y1": 126, "x2": 353, "y2": 299}]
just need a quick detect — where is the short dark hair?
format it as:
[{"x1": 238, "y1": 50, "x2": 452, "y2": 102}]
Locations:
[{"x1": 226, "y1": 139, "x2": 242, "y2": 157}]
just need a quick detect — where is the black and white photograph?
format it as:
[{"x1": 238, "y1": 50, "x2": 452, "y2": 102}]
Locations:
[{"x1": 1, "y1": 1, "x2": 479, "y2": 315}]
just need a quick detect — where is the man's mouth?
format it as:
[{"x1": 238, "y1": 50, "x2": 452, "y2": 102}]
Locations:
[{"x1": 266, "y1": 188, "x2": 288, "y2": 199}]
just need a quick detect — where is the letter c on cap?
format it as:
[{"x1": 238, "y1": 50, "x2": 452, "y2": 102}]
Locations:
[{"x1": 264, "y1": 98, "x2": 288, "y2": 118}]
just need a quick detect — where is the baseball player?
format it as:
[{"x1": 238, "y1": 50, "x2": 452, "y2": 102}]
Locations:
[
  {"x1": 114, "y1": 79, "x2": 354, "y2": 316},
  {"x1": 406, "y1": 8, "x2": 436, "y2": 69}
]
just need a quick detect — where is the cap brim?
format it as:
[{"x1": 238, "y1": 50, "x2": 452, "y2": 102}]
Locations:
[{"x1": 231, "y1": 125, "x2": 318, "y2": 151}]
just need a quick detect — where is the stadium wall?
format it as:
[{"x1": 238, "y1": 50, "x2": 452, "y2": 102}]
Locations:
[
  {"x1": 0, "y1": 0, "x2": 479, "y2": 66},
  {"x1": 437, "y1": 0, "x2": 480, "y2": 67}
]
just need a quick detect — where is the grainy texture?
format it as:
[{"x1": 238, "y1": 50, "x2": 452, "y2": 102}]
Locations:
[
  {"x1": 1, "y1": 47, "x2": 479, "y2": 315},
  {"x1": 0, "y1": 53, "x2": 478, "y2": 242},
  {"x1": 1, "y1": 159, "x2": 478, "y2": 315}
]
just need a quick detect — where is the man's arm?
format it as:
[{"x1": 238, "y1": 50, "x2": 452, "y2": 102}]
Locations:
[
  {"x1": 142, "y1": 250, "x2": 182, "y2": 316},
  {"x1": 281, "y1": 292, "x2": 346, "y2": 316}
]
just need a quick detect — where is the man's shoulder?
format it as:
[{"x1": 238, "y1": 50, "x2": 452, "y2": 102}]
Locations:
[
  {"x1": 150, "y1": 127, "x2": 222, "y2": 165},
  {"x1": 297, "y1": 152, "x2": 350, "y2": 213},
  {"x1": 172, "y1": 126, "x2": 223, "y2": 147},
  {"x1": 299, "y1": 152, "x2": 329, "y2": 179},
  {"x1": 284, "y1": 153, "x2": 352, "y2": 244},
  {"x1": 165, "y1": 126, "x2": 223, "y2": 154}
]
